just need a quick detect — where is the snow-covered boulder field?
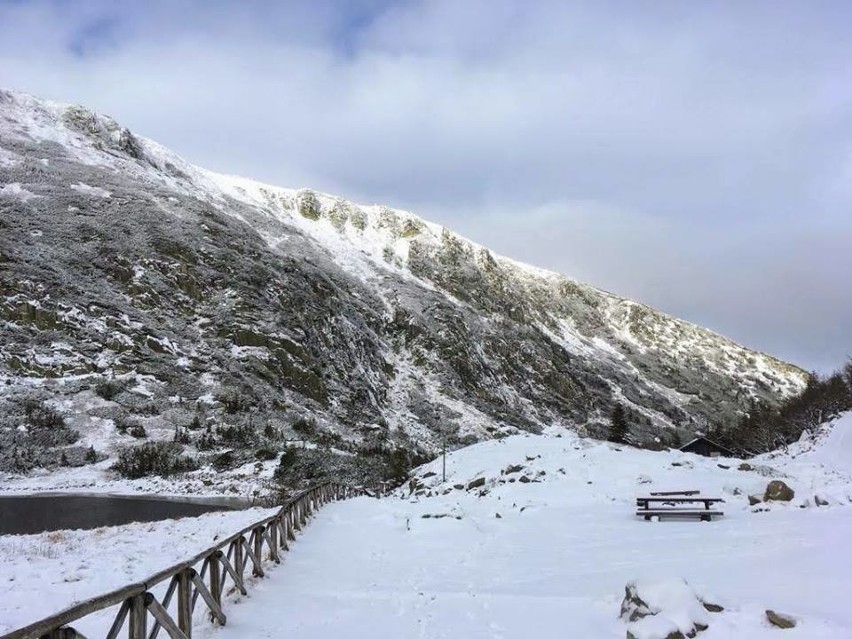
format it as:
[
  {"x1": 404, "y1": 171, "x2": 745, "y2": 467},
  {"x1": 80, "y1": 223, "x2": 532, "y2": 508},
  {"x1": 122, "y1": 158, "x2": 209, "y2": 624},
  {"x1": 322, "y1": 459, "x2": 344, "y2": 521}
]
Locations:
[{"x1": 3, "y1": 415, "x2": 852, "y2": 638}]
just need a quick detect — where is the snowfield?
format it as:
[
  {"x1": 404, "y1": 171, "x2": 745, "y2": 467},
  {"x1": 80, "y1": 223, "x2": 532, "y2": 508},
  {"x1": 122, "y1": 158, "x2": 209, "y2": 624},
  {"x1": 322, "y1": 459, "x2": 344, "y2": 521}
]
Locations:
[
  {"x1": 0, "y1": 506, "x2": 277, "y2": 636},
  {"x1": 197, "y1": 420, "x2": 852, "y2": 639},
  {"x1": 3, "y1": 416, "x2": 851, "y2": 638}
]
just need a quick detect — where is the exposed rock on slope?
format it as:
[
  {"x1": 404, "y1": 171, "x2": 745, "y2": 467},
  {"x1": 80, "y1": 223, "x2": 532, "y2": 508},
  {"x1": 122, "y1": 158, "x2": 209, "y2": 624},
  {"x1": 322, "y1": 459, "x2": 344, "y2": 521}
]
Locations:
[{"x1": 0, "y1": 90, "x2": 807, "y2": 476}]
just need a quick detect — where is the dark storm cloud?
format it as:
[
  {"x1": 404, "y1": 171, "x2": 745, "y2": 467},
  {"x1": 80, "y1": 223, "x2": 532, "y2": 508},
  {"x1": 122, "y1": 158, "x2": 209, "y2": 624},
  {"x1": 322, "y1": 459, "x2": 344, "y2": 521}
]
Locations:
[{"x1": 0, "y1": 0, "x2": 849, "y2": 371}]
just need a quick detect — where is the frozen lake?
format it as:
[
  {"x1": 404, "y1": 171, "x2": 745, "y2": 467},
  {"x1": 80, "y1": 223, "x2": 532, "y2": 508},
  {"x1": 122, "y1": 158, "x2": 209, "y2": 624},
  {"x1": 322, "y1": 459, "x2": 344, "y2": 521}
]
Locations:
[{"x1": 0, "y1": 494, "x2": 238, "y2": 534}]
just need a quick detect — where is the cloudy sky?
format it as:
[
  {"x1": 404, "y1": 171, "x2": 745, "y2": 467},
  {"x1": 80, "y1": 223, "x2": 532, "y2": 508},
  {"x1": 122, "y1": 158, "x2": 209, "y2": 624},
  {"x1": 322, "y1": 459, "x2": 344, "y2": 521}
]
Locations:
[{"x1": 1, "y1": 0, "x2": 849, "y2": 372}]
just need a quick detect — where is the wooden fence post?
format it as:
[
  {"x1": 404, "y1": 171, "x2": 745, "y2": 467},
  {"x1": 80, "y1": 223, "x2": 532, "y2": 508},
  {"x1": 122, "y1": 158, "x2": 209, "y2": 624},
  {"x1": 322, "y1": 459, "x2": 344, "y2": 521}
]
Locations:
[
  {"x1": 128, "y1": 594, "x2": 147, "y2": 639},
  {"x1": 177, "y1": 569, "x2": 193, "y2": 638},
  {"x1": 252, "y1": 527, "x2": 264, "y2": 577},
  {"x1": 265, "y1": 522, "x2": 279, "y2": 562},
  {"x1": 234, "y1": 538, "x2": 245, "y2": 591},
  {"x1": 279, "y1": 517, "x2": 290, "y2": 549},
  {"x1": 209, "y1": 552, "x2": 222, "y2": 620}
]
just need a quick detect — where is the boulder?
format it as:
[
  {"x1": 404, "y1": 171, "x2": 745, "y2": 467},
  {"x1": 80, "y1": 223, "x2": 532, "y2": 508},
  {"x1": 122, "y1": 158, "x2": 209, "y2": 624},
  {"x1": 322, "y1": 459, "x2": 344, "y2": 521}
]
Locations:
[
  {"x1": 621, "y1": 583, "x2": 653, "y2": 622},
  {"x1": 518, "y1": 475, "x2": 531, "y2": 484},
  {"x1": 737, "y1": 463, "x2": 753, "y2": 471},
  {"x1": 748, "y1": 495, "x2": 763, "y2": 506},
  {"x1": 504, "y1": 464, "x2": 525, "y2": 474},
  {"x1": 626, "y1": 619, "x2": 685, "y2": 639},
  {"x1": 408, "y1": 477, "x2": 422, "y2": 495},
  {"x1": 467, "y1": 477, "x2": 486, "y2": 490},
  {"x1": 620, "y1": 578, "x2": 710, "y2": 638},
  {"x1": 422, "y1": 471, "x2": 437, "y2": 479},
  {"x1": 764, "y1": 480, "x2": 795, "y2": 502},
  {"x1": 815, "y1": 495, "x2": 829, "y2": 507},
  {"x1": 765, "y1": 610, "x2": 796, "y2": 629}
]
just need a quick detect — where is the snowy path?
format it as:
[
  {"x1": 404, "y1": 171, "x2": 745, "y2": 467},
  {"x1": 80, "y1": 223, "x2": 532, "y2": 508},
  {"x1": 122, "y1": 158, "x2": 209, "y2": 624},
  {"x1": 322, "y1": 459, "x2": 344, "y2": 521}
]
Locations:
[{"x1": 201, "y1": 492, "x2": 852, "y2": 638}]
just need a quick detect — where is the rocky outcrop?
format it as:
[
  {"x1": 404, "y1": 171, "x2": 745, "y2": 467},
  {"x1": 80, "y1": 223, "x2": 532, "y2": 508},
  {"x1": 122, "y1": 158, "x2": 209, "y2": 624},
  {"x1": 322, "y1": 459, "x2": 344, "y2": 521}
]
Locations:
[{"x1": 764, "y1": 480, "x2": 795, "y2": 502}]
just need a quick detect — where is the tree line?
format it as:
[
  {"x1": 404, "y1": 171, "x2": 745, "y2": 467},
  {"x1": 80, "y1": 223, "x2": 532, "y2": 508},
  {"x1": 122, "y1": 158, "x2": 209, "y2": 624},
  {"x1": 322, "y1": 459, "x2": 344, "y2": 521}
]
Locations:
[
  {"x1": 607, "y1": 361, "x2": 852, "y2": 456},
  {"x1": 708, "y1": 361, "x2": 852, "y2": 455}
]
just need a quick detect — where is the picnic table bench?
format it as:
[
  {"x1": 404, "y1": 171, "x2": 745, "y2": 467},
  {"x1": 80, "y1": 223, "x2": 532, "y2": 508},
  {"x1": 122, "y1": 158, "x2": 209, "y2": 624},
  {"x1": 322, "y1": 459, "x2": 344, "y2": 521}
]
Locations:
[{"x1": 636, "y1": 491, "x2": 724, "y2": 521}]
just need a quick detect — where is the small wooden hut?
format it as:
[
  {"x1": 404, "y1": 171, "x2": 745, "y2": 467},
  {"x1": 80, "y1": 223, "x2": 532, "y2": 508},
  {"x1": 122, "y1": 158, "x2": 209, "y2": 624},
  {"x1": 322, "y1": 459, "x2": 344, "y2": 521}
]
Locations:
[{"x1": 679, "y1": 436, "x2": 735, "y2": 458}]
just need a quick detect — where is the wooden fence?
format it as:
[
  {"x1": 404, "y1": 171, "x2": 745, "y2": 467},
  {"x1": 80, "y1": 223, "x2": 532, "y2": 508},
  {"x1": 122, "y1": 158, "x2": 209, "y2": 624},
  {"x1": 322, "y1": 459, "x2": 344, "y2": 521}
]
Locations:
[{"x1": 2, "y1": 482, "x2": 362, "y2": 639}]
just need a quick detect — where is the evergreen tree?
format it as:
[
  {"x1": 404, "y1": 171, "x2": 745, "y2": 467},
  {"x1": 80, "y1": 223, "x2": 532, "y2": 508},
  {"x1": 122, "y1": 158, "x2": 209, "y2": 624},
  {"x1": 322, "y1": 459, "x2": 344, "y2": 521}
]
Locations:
[{"x1": 609, "y1": 403, "x2": 629, "y2": 444}]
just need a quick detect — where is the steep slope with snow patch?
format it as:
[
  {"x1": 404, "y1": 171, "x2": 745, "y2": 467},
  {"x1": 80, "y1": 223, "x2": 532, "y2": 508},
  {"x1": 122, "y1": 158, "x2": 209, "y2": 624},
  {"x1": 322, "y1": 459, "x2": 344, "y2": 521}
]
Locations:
[{"x1": 0, "y1": 89, "x2": 807, "y2": 480}]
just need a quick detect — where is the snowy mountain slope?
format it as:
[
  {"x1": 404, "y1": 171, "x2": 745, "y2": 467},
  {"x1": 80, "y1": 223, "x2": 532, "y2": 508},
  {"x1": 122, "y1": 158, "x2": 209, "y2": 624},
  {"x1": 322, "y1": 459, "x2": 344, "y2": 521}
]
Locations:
[
  {"x1": 0, "y1": 89, "x2": 807, "y2": 479},
  {"x1": 755, "y1": 411, "x2": 852, "y2": 479},
  {"x1": 5, "y1": 426, "x2": 850, "y2": 637}
]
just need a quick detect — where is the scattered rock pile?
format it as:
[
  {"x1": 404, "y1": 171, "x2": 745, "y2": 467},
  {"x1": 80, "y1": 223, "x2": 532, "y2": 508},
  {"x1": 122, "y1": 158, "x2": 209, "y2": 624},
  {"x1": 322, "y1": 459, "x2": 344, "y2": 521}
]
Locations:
[{"x1": 620, "y1": 578, "x2": 721, "y2": 639}]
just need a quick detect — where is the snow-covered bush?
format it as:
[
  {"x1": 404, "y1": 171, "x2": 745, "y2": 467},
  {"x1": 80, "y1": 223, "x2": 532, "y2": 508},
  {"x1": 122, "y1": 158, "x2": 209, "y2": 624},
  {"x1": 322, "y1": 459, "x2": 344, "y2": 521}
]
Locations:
[
  {"x1": 94, "y1": 379, "x2": 125, "y2": 401},
  {"x1": 112, "y1": 442, "x2": 199, "y2": 478}
]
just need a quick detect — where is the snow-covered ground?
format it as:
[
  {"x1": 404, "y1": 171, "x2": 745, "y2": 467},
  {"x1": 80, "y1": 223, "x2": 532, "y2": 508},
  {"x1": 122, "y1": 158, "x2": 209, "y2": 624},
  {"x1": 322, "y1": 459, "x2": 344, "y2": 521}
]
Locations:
[
  {"x1": 0, "y1": 506, "x2": 277, "y2": 636},
  {"x1": 3, "y1": 416, "x2": 851, "y2": 638},
  {"x1": 0, "y1": 454, "x2": 281, "y2": 501},
  {"x1": 198, "y1": 418, "x2": 852, "y2": 639}
]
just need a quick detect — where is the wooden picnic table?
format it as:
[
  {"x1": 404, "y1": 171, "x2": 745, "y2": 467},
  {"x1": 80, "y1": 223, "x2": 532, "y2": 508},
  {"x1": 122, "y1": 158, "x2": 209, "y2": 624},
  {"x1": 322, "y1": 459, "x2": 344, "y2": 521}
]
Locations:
[
  {"x1": 650, "y1": 490, "x2": 700, "y2": 496},
  {"x1": 636, "y1": 496, "x2": 724, "y2": 509},
  {"x1": 635, "y1": 492, "x2": 724, "y2": 521}
]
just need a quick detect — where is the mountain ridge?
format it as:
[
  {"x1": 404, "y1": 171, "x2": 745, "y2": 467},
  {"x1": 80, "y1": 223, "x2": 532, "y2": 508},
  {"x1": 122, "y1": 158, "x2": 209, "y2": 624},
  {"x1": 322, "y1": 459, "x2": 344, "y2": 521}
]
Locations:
[{"x1": 0, "y1": 88, "x2": 807, "y2": 480}]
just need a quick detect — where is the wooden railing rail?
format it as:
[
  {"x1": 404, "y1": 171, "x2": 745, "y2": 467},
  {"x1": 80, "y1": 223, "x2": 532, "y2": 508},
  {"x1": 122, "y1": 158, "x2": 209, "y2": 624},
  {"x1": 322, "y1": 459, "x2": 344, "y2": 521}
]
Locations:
[{"x1": 2, "y1": 482, "x2": 363, "y2": 639}]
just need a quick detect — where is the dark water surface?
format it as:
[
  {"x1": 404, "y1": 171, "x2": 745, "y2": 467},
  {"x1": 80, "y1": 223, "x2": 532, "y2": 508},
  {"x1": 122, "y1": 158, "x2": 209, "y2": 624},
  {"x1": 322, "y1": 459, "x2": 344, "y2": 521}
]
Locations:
[{"x1": 0, "y1": 494, "x2": 238, "y2": 535}]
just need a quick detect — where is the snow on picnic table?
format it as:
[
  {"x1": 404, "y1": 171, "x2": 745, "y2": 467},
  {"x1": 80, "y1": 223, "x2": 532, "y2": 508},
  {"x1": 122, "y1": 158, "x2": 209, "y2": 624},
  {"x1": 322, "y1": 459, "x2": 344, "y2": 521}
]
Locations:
[
  {"x1": 200, "y1": 424, "x2": 852, "y2": 639},
  {"x1": 0, "y1": 506, "x2": 277, "y2": 636}
]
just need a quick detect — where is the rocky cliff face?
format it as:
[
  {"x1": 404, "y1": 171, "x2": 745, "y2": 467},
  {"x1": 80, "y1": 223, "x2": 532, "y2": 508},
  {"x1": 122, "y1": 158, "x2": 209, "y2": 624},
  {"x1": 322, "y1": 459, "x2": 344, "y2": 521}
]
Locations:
[{"x1": 0, "y1": 90, "x2": 807, "y2": 479}]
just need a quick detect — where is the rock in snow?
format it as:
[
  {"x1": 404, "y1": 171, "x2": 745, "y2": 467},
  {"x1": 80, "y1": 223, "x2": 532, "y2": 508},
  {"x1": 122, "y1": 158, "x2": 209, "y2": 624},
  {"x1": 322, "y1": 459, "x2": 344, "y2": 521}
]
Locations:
[
  {"x1": 621, "y1": 578, "x2": 711, "y2": 638},
  {"x1": 467, "y1": 477, "x2": 486, "y2": 490},
  {"x1": 764, "y1": 480, "x2": 795, "y2": 502},
  {"x1": 765, "y1": 610, "x2": 797, "y2": 629}
]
